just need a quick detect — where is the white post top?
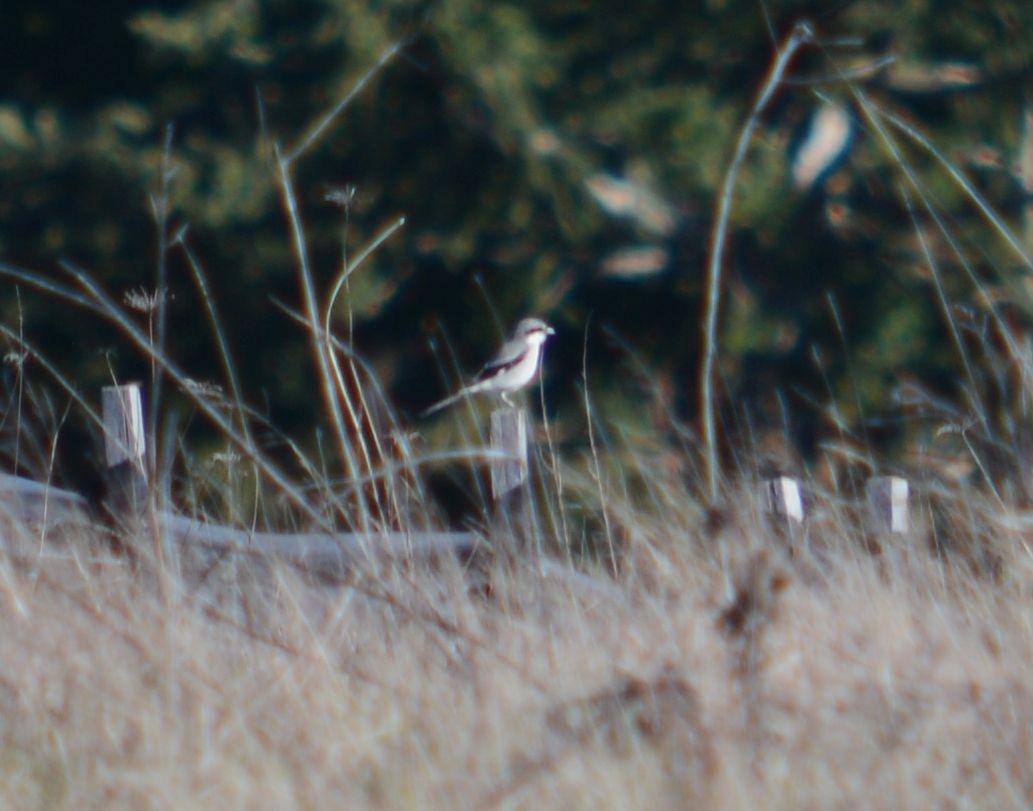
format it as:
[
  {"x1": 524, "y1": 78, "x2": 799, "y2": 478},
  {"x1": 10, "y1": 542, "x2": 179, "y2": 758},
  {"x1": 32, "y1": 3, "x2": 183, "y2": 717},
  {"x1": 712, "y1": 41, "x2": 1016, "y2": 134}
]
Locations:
[{"x1": 102, "y1": 383, "x2": 146, "y2": 468}]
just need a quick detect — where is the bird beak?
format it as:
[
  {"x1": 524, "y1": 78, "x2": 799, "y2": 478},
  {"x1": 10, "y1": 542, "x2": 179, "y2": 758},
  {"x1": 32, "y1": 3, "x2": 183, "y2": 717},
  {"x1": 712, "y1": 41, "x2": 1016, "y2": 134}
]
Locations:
[{"x1": 546, "y1": 326, "x2": 556, "y2": 336}]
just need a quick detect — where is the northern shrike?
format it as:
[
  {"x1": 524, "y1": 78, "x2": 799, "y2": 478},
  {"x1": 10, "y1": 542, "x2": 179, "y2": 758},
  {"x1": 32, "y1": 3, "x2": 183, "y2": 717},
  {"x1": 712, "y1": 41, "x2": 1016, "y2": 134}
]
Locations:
[{"x1": 422, "y1": 318, "x2": 555, "y2": 416}]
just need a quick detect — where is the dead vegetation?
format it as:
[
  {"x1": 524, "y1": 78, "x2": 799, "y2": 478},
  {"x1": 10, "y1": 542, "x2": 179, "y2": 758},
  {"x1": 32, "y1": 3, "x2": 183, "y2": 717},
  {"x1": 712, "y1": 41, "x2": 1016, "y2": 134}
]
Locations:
[{"x1": 0, "y1": 485, "x2": 1029, "y2": 810}]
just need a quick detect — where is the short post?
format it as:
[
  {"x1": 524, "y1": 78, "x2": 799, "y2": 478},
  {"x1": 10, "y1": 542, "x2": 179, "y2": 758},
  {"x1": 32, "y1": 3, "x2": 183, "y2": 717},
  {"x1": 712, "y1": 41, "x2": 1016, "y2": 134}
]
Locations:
[
  {"x1": 490, "y1": 407, "x2": 528, "y2": 502},
  {"x1": 866, "y1": 476, "x2": 909, "y2": 535},
  {"x1": 102, "y1": 383, "x2": 148, "y2": 518},
  {"x1": 761, "y1": 476, "x2": 805, "y2": 525}
]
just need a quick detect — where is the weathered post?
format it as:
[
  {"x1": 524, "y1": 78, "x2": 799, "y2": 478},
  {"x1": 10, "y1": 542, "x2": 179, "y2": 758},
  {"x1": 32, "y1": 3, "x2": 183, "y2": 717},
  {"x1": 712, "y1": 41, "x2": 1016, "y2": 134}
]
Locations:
[
  {"x1": 103, "y1": 382, "x2": 174, "y2": 587},
  {"x1": 490, "y1": 407, "x2": 528, "y2": 503},
  {"x1": 761, "y1": 475, "x2": 805, "y2": 525},
  {"x1": 102, "y1": 383, "x2": 148, "y2": 518},
  {"x1": 489, "y1": 406, "x2": 533, "y2": 555},
  {"x1": 865, "y1": 476, "x2": 910, "y2": 535}
]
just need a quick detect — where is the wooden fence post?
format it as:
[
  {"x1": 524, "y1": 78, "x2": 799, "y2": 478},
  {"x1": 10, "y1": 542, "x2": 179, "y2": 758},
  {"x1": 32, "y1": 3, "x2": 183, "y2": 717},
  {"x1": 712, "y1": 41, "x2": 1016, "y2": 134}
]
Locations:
[
  {"x1": 761, "y1": 476, "x2": 805, "y2": 525},
  {"x1": 865, "y1": 476, "x2": 910, "y2": 535},
  {"x1": 489, "y1": 406, "x2": 534, "y2": 555},
  {"x1": 102, "y1": 383, "x2": 148, "y2": 517},
  {"x1": 490, "y1": 407, "x2": 528, "y2": 503}
]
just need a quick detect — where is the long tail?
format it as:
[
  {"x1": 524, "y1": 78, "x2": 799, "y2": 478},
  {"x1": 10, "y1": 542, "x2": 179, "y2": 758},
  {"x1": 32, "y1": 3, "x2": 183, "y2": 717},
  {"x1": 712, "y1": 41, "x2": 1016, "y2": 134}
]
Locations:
[{"x1": 420, "y1": 380, "x2": 493, "y2": 417}]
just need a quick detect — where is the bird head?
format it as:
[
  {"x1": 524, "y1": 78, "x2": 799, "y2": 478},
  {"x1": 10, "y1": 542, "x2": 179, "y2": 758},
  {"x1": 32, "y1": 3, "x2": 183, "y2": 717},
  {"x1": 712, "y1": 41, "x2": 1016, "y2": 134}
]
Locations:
[{"x1": 515, "y1": 318, "x2": 555, "y2": 345}]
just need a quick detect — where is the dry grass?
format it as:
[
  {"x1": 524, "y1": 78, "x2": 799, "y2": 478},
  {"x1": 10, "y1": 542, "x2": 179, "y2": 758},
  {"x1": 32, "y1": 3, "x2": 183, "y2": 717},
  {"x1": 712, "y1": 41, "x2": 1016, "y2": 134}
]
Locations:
[
  {"x1": 0, "y1": 484, "x2": 1029, "y2": 811},
  {"x1": 1, "y1": 26, "x2": 1032, "y2": 811}
]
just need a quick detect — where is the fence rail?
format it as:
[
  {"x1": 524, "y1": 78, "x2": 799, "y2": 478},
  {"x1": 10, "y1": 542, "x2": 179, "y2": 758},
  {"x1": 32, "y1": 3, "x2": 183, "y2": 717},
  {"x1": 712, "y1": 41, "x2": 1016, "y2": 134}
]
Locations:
[
  {"x1": 163, "y1": 512, "x2": 478, "y2": 574},
  {"x1": 0, "y1": 471, "x2": 88, "y2": 523}
]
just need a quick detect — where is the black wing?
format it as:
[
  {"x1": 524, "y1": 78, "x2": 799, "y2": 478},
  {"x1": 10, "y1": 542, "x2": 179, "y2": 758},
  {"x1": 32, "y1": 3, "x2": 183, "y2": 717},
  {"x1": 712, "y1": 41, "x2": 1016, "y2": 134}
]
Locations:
[{"x1": 475, "y1": 346, "x2": 530, "y2": 382}]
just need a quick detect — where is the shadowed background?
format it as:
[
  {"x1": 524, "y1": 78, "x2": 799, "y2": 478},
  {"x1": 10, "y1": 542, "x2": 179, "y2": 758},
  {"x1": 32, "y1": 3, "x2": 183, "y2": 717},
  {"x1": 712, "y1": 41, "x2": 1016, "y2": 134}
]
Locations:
[{"x1": 1, "y1": 0, "x2": 1031, "y2": 493}]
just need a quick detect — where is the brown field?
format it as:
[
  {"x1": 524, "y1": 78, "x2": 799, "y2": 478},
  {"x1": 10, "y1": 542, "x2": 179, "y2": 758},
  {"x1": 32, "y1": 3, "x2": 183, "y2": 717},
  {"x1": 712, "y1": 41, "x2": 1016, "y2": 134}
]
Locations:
[{"x1": 1, "y1": 482, "x2": 1030, "y2": 811}]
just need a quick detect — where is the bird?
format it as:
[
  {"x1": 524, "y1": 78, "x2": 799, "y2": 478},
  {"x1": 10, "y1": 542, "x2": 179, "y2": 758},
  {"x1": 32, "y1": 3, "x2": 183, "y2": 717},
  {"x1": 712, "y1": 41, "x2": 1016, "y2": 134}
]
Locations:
[{"x1": 422, "y1": 318, "x2": 555, "y2": 416}]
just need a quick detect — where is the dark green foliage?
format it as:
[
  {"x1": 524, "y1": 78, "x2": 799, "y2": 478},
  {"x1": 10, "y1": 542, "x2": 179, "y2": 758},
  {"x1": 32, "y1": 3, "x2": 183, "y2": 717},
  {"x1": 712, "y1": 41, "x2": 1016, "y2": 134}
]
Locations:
[{"x1": 1, "y1": 0, "x2": 1032, "y2": 481}]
